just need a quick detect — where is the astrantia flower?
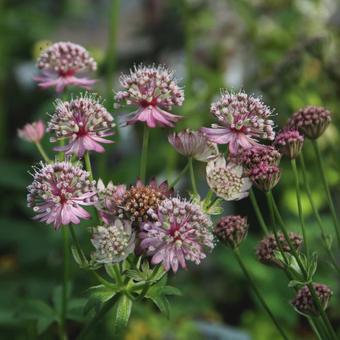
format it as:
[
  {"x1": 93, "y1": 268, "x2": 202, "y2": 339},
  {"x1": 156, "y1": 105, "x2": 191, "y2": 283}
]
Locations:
[
  {"x1": 114, "y1": 64, "x2": 184, "y2": 128},
  {"x1": 35, "y1": 42, "x2": 97, "y2": 92},
  {"x1": 206, "y1": 156, "x2": 252, "y2": 201},
  {"x1": 214, "y1": 215, "x2": 248, "y2": 248},
  {"x1": 201, "y1": 91, "x2": 275, "y2": 154},
  {"x1": 96, "y1": 179, "x2": 127, "y2": 224},
  {"x1": 27, "y1": 161, "x2": 97, "y2": 229},
  {"x1": 91, "y1": 219, "x2": 135, "y2": 264},
  {"x1": 292, "y1": 283, "x2": 332, "y2": 317},
  {"x1": 248, "y1": 162, "x2": 281, "y2": 191},
  {"x1": 274, "y1": 129, "x2": 304, "y2": 159},
  {"x1": 256, "y1": 232, "x2": 303, "y2": 268},
  {"x1": 48, "y1": 94, "x2": 115, "y2": 158},
  {"x1": 18, "y1": 120, "x2": 45, "y2": 143},
  {"x1": 239, "y1": 146, "x2": 281, "y2": 169},
  {"x1": 119, "y1": 178, "x2": 173, "y2": 223},
  {"x1": 168, "y1": 129, "x2": 219, "y2": 162},
  {"x1": 139, "y1": 197, "x2": 214, "y2": 272},
  {"x1": 288, "y1": 105, "x2": 331, "y2": 139}
]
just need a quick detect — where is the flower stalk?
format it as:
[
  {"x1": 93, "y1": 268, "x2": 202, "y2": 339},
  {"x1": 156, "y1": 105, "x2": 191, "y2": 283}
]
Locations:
[
  {"x1": 188, "y1": 157, "x2": 198, "y2": 194},
  {"x1": 249, "y1": 188, "x2": 269, "y2": 234},
  {"x1": 139, "y1": 125, "x2": 150, "y2": 183}
]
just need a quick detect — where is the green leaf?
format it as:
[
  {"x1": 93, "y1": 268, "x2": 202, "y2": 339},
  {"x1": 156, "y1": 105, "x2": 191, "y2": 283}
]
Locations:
[
  {"x1": 288, "y1": 280, "x2": 304, "y2": 288},
  {"x1": 37, "y1": 317, "x2": 54, "y2": 335},
  {"x1": 162, "y1": 286, "x2": 182, "y2": 296},
  {"x1": 148, "y1": 295, "x2": 170, "y2": 318},
  {"x1": 84, "y1": 285, "x2": 116, "y2": 315},
  {"x1": 71, "y1": 245, "x2": 84, "y2": 266},
  {"x1": 125, "y1": 269, "x2": 145, "y2": 282},
  {"x1": 105, "y1": 264, "x2": 119, "y2": 280},
  {"x1": 113, "y1": 295, "x2": 133, "y2": 334}
]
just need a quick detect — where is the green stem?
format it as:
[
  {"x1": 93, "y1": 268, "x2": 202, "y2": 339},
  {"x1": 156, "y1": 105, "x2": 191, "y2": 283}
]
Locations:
[
  {"x1": 84, "y1": 152, "x2": 94, "y2": 182},
  {"x1": 311, "y1": 140, "x2": 340, "y2": 247},
  {"x1": 76, "y1": 296, "x2": 118, "y2": 340},
  {"x1": 35, "y1": 142, "x2": 50, "y2": 163},
  {"x1": 69, "y1": 224, "x2": 86, "y2": 263},
  {"x1": 61, "y1": 228, "x2": 69, "y2": 340},
  {"x1": 169, "y1": 162, "x2": 189, "y2": 188},
  {"x1": 299, "y1": 153, "x2": 340, "y2": 275},
  {"x1": 233, "y1": 248, "x2": 289, "y2": 340},
  {"x1": 139, "y1": 125, "x2": 150, "y2": 182},
  {"x1": 106, "y1": 0, "x2": 121, "y2": 100},
  {"x1": 188, "y1": 157, "x2": 198, "y2": 194},
  {"x1": 249, "y1": 188, "x2": 269, "y2": 234},
  {"x1": 268, "y1": 191, "x2": 337, "y2": 340},
  {"x1": 291, "y1": 159, "x2": 309, "y2": 258}
]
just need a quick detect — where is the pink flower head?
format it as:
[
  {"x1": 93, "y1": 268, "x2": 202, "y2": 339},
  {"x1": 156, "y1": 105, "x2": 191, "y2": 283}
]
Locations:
[
  {"x1": 35, "y1": 42, "x2": 97, "y2": 93},
  {"x1": 168, "y1": 129, "x2": 219, "y2": 162},
  {"x1": 27, "y1": 161, "x2": 98, "y2": 229},
  {"x1": 139, "y1": 197, "x2": 214, "y2": 272},
  {"x1": 18, "y1": 120, "x2": 45, "y2": 143},
  {"x1": 114, "y1": 64, "x2": 184, "y2": 128},
  {"x1": 201, "y1": 91, "x2": 275, "y2": 155},
  {"x1": 274, "y1": 129, "x2": 304, "y2": 159},
  {"x1": 48, "y1": 94, "x2": 115, "y2": 158}
]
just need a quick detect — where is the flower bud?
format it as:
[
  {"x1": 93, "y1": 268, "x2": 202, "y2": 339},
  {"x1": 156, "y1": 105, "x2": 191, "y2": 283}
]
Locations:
[
  {"x1": 18, "y1": 120, "x2": 45, "y2": 143},
  {"x1": 248, "y1": 162, "x2": 281, "y2": 191},
  {"x1": 274, "y1": 129, "x2": 304, "y2": 159}
]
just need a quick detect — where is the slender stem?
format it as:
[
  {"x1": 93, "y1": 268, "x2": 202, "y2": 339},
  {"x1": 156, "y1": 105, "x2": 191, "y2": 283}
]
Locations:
[
  {"x1": 139, "y1": 125, "x2": 150, "y2": 182},
  {"x1": 291, "y1": 159, "x2": 309, "y2": 258},
  {"x1": 61, "y1": 228, "x2": 69, "y2": 340},
  {"x1": 69, "y1": 224, "x2": 86, "y2": 263},
  {"x1": 269, "y1": 192, "x2": 337, "y2": 340},
  {"x1": 91, "y1": 271, "x2": 116, "y2": 289},
  {"x1": 311, "y1": 140, "x2": 340, "y2": 247},
  {"x1": 84, "y1": 152, "x2": 94, "y2": 182},
  {"x1": 188, "y1": 157, "x2": 198, "y2": 194},
  {"x1": 249, "y1": 188, "x2": 269, "y2": 234},
  {"x1": 106, "y1": 0, "x2": 120, "y2": 100},
  {"x1": 35, "y1": 142, "x2": 50, "y2": 163},
  {"x1": 299, "y1": 153, "x2": 340, "y2": 275},
  {"x1": 76, "y1": 296, "x2": 118, "y2": 340},
  {"x1": 169, "y1": 162, "x2": 189, "y2": 188},
  {"x1": 233, "y1": 248, "x2": 289, "y2": 340}
]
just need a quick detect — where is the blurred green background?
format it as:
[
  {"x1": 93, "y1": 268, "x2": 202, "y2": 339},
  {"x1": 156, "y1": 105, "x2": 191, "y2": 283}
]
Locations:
[{"x1": 1, "y1": 0, "x2": 340, "y2": 339}]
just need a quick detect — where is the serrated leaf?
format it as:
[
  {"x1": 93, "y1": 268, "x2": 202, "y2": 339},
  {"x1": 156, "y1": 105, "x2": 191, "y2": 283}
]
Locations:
[
  {"x1": 288, "y1": 280, "x2": 304, "y2": 288},
  {"x1": 141, "y1": 260, "x2": 150, "y2": 273},
  {"x1": 105, "y1": 264, "x2": 119, "y2": 280},
  {"x1": 113, "y1": 295, "x2": 132, "y2": 334},
  {"x1": 16, "y1": 299, "x2": 56, "y2": 320},
  {"x1": 84, "y1": 285, "x2": 116, "y2": 315}
]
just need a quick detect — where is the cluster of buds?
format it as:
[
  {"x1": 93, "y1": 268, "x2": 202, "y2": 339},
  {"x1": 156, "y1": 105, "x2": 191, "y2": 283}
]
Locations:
[
  {"x1": 239, "y1": 146, "x2": 281, "y2": 168},
  {"x1": 256, "y1": 232, "x2": 303, "y2": 268},
  {"x1": 214, "y1": 215, "x2": 248, "y2": 248},
  {"x1": 118, "y1": 179, "x2": 173, "y2": 223},
  {"x1": 288, "y1": 105, "x2": 331, "y2": 140},
  {"x1": 248, "y1": 162, "x2": 281, "y2": 192},
  {"x1": 291, "y1": 283, "x2": 332, "y2": 316},
  {"x1": 274, "y1": 129, "x2": 304, "y2": 159}
]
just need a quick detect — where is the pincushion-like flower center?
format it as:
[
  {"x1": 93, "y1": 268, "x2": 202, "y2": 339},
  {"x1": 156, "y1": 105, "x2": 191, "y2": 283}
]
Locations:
[
  {"x1": 140, "y1": 98, "x2": 158, "y2": 108},
  {"x1": 59, "y1": 69, "x2": 76, "y2": 77}
]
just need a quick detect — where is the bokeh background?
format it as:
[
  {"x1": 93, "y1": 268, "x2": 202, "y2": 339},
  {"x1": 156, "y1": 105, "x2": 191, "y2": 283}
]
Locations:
[{"x1": 1, "y1": 0, "x2": 340, "y2": 339}]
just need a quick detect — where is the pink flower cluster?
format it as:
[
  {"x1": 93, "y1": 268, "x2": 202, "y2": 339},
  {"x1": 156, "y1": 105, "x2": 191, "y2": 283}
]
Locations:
[{"x1": 35, "y1": 42, "x2": 97, "y2": 92}]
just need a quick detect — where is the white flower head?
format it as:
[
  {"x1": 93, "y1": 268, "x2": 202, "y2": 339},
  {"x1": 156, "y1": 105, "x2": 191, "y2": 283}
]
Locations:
[{"x1": 206, "y1": 156, "x2": 252, "y2": 201}]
